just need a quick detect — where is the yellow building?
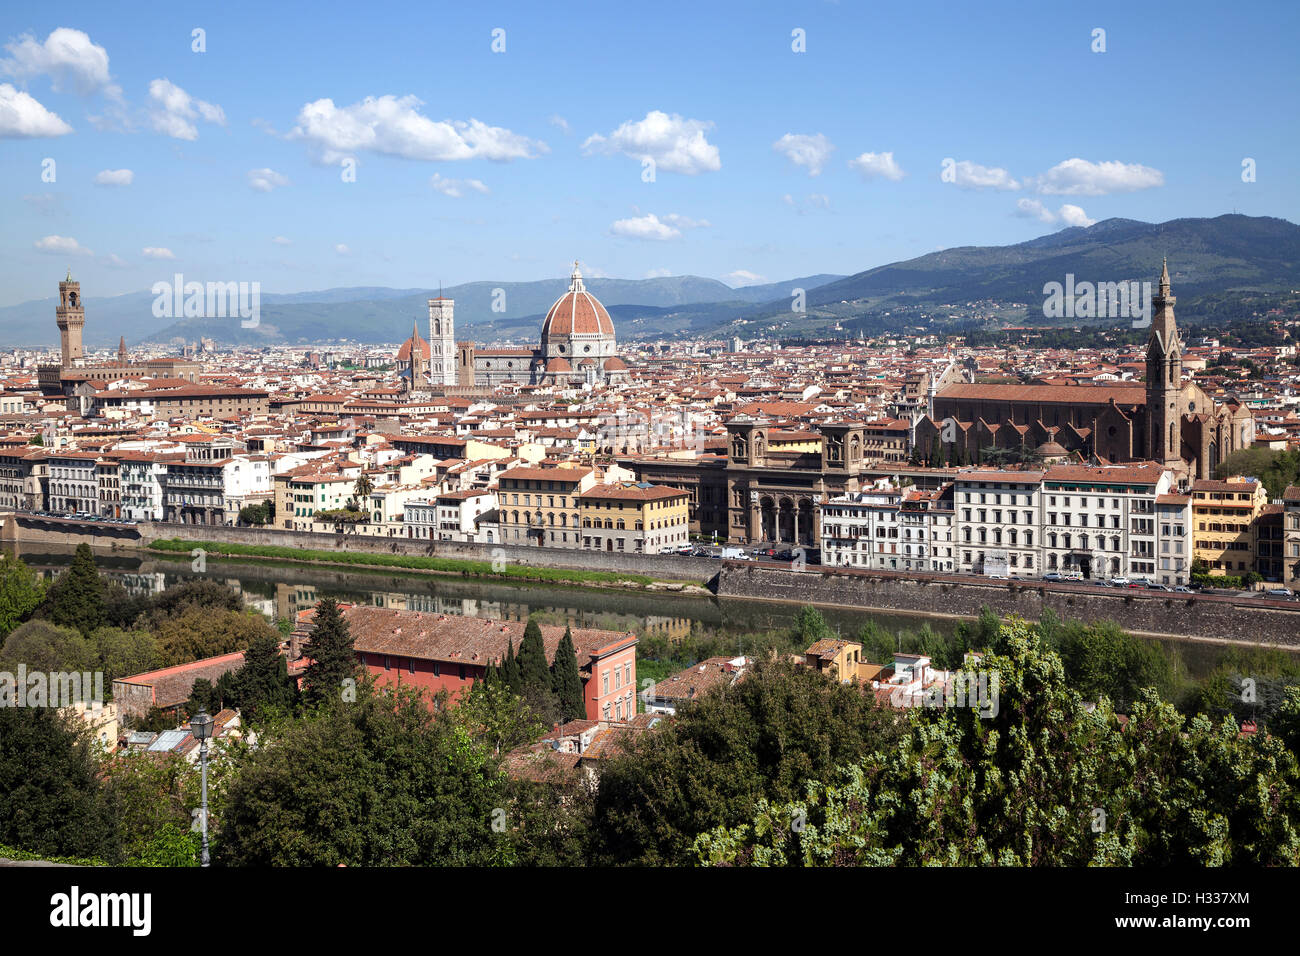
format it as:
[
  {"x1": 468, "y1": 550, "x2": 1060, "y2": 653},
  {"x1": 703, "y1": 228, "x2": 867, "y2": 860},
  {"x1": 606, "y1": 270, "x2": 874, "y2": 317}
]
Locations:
[
  {"x1": 497, "y1": 465, "x2": 597, "y2": 547},
  {"x1": 1191, "y1": 476, "x2": 1268, "y2": 575},
  {"x1": 578, "y1": 482, "x2": 691, "y2": 554},
  {"x1": 803, "y1": 639, "x2": 865, "y2": 683}
]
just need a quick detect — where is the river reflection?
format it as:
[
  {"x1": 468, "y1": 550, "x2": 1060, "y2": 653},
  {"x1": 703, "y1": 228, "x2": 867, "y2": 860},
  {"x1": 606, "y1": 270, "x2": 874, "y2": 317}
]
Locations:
[{"x1": 6, "y1": 544, "x2": 1290, "y2": 678}]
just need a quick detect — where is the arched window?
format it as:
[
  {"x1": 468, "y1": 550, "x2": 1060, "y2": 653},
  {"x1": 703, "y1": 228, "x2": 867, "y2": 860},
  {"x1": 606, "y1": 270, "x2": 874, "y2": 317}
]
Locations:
[{"x1": 1169, "y1": 421, "x2": 1177, "y2": 453}]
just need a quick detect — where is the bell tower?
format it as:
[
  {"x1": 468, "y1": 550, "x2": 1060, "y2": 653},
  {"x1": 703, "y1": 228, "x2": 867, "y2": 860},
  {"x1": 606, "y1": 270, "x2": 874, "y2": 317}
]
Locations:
[
  {"x1": 1145, "y1": 258, "x2": 1184, "y2": 467},
  {"x1": 56, "y1": 268, "x2": 85, "y2": 368}
]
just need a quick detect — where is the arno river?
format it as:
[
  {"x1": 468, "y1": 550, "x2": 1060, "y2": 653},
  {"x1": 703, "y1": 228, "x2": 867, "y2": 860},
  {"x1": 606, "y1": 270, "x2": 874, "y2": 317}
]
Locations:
[{"x1": 5, "y1": 544, "x2": 1282, "y2": 678}]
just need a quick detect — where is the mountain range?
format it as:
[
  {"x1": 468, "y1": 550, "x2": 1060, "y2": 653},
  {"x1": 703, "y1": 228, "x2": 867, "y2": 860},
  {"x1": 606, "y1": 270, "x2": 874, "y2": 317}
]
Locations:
[{"x1": 2, "y1": 214, "x2": 1296, "y2": 348}]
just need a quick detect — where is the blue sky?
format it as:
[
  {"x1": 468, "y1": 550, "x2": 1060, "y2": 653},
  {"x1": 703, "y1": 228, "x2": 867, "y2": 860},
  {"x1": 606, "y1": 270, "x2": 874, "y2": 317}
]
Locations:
[{"x1": 1, "y1": 0, "x2": 1297, "y2": 306}]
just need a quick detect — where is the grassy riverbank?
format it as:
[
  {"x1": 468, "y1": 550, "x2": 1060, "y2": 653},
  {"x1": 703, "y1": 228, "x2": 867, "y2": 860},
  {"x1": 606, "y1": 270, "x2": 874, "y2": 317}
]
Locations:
[{"x1": 147, "y1": 537, "x2": 689, "y2": 589}]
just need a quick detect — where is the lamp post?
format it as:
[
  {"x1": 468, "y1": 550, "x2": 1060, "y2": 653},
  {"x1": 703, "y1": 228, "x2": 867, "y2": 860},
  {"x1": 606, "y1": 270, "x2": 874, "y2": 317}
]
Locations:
[{"x1": 189, "y1": 707, "x2": 214, "y2": 867}]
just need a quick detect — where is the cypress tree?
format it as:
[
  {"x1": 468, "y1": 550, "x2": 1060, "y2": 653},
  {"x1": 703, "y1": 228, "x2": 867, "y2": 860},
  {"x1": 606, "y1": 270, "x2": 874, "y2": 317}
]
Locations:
[
  {"x1": 501, "y1": 639, "x2": 520, "y2": 692},
  {"x1": 517, "y1": 619, "x2": 550, "y2": 697},
  {"x1": 231, "y1": 630, "x2": 295, "y2": 722},
  {"x1": 302, "y1": 598, "x2": 357, "y2": 708},
  {"x1": 45, "y1": 543, "x2": 105, "y2": 637},
  {"x1": 550, "y1": 625, "x2": 586, "y2": 723}
]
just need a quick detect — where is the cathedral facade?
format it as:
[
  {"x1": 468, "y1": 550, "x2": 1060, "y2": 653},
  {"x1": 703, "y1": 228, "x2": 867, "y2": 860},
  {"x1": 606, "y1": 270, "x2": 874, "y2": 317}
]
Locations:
[{"x1": 914, "y1": 262, "x2": 1252, "y2": 480}]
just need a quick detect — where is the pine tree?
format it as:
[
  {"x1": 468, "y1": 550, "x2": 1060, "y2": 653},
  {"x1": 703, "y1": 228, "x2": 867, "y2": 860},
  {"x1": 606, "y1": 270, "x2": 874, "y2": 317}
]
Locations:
[
  {"x1": 550, "y1": 625, "x2": 586, "y2": 723},
  {"x1": 44, "y1": 544, "x2": 105, "y2": 637},
  {"x1": 302, "y1": 598, "x2": 357, "y2": 708}
]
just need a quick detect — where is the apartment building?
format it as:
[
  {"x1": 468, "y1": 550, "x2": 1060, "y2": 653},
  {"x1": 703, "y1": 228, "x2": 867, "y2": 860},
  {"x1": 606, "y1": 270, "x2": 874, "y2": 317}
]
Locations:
[
  {"x1": 497, "y1": 465, "x2": 596, "y2": 547},
  {"x1": 45, "y1": 451, "x2": 100, "y2": 515},
  {"x1": 821, "y1": 484, "x2": 956, "y2": 573},
  {"x1": 578, "y1": 482, "x2": 690, "y2": 554},
  {"x1": 1191, "y1": 476, "x2": 1269, "y2": 575},
  {"x1": 404, "y1": 489, "x2": 498, "y2": 541},
  {"x1": 118, "y1": 452, "x2": 175, "y2": 521},
  {"x1": 1155, "y1": 491, "x2": 1194, "y2": 586},
  {"x1": 1041, "y1": 463, "x2": 1176, "y2": 582},
  {"x1": 955, "y1": 469, "x2": 1044, "y2": 577},
  {"x1": 1284, "y1": 486, "x2": 1300, "y2": 589}
]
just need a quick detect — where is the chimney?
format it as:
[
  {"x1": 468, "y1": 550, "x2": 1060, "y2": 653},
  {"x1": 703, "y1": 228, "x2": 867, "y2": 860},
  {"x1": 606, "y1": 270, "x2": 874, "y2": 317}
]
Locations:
[{"x1": 289, "y1": 629, "x2": 300, "y2": 660}]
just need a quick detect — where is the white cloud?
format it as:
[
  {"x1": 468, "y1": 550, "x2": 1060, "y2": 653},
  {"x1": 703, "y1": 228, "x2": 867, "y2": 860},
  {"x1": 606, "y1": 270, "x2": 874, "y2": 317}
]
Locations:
[
  {"x1": 93, "y1": 168, "x2": 133, "y2": 186},
  {"x1": 807, "y1": 193, "x2": 830, "y2": 208},
  {"x1": 1, "y1": 28, "x2": 120, "y2": 99},
  {"x1": 429, "y1": 172, "x2": 489, "y2": 197},
  {"x1": 1058, "y1": 203, "x2": 1096, "y2": 227},
  {"x1": 583, "y1": 110, "x2": 720, "y2": 175},
  {"x1": 549, "y1": 114, "x2": 570, "y2": 134},
  {"x1": 1014, "y1": 198, "x2": 1096, "y2": 227},
  {"x1": 849, "y1": 151, "x2": 905, "y2": 182},
  {"x1": 944, "y1": 159, "x2": 1018, "y2": 190},
  {"x1": 782, "y1": 193, "x2": 795, "y2": 206},
  {"x1": 610, "y1": 214, "x2": 680, "y2": 241},
  {"x1": 289, "y1": 94, "x2": 546, "y2": 164},
  {"x1": 34, "y1": 235, "x2": 91, "y2": 255},
  {"x1": 335, "y1": 244, "x2": 350, "y2": 255},
  {"x1": 1014, "y1": 198, "x2": 1056, "y2": 223},
  {"x1": 724, "y1": 270, "x2": 766, "y2": 287},
  {"x1": 661, "y1": 213, "x2": 710, "y2": 229},
  {"x1": 148, "y1": 78, "x2": 225, "y2": 140},
  {"x1": 0, "y1": 83, "x2": 72, "y2": 137},
  {"x1": 1029, "y1": 158, "x2": 1164, "y2": 196},
  {"x1": 247, "y1": 167, "x2": 290, "y2": 192},
  {"x1": 271, "y1": 235, "x2": 292, "y2": 246},
  {"x1": 102, "y1": 253, "x2": 129, "y2": 269},
  {"x1": 644, "y1": 267, "x2": 672, "y2": 278},
  {"x1": 142, "y1": 246, "x2": 175, "y2": 259},
  {"x1": 773, "y1": 133, "x2": 834, "y2": 176}
]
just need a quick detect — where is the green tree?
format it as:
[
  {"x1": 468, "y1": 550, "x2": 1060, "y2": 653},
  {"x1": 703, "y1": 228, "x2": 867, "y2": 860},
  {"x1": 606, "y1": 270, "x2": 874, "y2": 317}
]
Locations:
[
  {"x1": 590, "y1": 659, "x2": 902, "y2": 865},
  {"x1": 151, "y1": 607, "x2": 274, "y2": 668},
  {"x1": 301, "y1": 597, "x2": 357, "y2": 708},
  {"x1": 516, "y1": 619, "x2": 557, "y2": 724},
  {"x1": 0, "y1": 620, "x2": 97, "y2": 674},
  {"x1": 88, "y1": 626, "x2": 159, "y2": 684},
  {"x1": 216, "y1": 688, "x2": 512, "y2": 865},
  {"x1": 228, "y1": 630, "x2": 296, "y2": 723},
  {"x1": 40, "y1": 543, "x2": 105, "y2": 636},
  {"x1": 186, "y1": 677, "x2": 217, "y2": 717},
  {"x1": 101, "y1": 751, "x2": 200, "y2": 866},
  {"x1": 354, "y1": 471, "x2": 374, "y2": 502},
  {"x1": 550, "y1": 625, "x2": 586, "y2": 723},
  {"x1": 454, "y1": 679, "x2": 544, "y2": 755},
  {"x1": 0, "y1": 553, "x2": 45, "y2": 637},
  {"x1": 0, "y1": 707, "x2": 119, "y2": 862}
]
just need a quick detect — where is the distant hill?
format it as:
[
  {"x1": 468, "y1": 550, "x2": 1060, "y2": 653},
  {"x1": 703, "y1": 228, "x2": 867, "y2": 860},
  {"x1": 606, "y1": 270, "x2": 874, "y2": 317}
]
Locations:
[
  {"x1": 0, "y1": 273, "x2": 844, "y2": 348},
  {"x1": 722, "y1": 214, "x2": 1300, "y2": 336},
  {"x1": 4, "y1": 213, "x2": 1296, "y2": 348}
]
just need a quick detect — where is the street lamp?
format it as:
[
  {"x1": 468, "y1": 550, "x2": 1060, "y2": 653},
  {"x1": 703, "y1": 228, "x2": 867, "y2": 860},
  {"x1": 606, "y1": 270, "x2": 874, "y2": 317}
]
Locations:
[{"x1": 189, "y1": 707, "x2": 214, "y2": 867}]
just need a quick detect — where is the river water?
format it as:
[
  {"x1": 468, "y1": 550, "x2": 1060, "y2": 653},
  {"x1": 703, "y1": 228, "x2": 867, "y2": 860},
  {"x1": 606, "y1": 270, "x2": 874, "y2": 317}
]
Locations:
[{"x1": 5, "y1": 544, "x2": 1280, "y2": 678}]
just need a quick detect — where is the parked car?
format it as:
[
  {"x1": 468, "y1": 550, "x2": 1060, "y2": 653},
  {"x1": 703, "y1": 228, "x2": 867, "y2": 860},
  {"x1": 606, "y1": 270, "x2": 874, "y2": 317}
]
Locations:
[
  {"x1": 1146, "y1": 583, "x2": 1171, "y2": 591},
  {"x1": 1108, "y1": 576, "x2": 1131, "y2": 587},
  {"x1": 1172, "y1": 585, "x2": 1194, "y2": 593},
  {"x1": 1042, "y1": 572, "x2": 1064, "y2": 582},
  {"x1": 1266, "y1": 587, "x2": 1294, "y2": 598}
]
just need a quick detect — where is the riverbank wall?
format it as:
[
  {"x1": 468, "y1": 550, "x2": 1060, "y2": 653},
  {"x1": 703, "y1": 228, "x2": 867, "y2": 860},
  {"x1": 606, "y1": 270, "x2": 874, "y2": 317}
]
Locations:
[{"x1": 715, "y1": 562, "x2": 1300, "y2": 646}]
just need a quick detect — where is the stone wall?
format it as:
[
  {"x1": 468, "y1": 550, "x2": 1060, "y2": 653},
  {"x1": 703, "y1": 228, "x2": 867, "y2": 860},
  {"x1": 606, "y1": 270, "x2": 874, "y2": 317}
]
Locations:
[
  {"x1": 716, "y1": 563, "x2": 1300, "y2": 646},
  {"x1": 137, "y1": 521, "x2": 721, "y2": 583}
]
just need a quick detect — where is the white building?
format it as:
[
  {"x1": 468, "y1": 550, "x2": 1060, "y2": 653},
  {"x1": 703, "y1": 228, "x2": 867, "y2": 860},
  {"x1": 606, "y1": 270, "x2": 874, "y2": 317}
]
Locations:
[
  {"x1": 954, "y1": 470, "x2": 1044, "y2": 577},
  {"x1": 1040, "y1": 463, "x2": 1177, "y2": 582}
]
